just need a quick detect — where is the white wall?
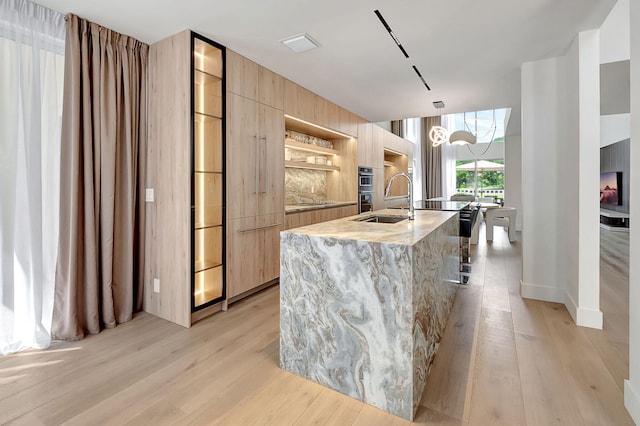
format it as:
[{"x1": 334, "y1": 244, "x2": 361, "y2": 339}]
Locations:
[
  {"x1": 601, "y1": 113, "x2": 631, "y2": 146},
  {"x1": 521, "y1": 56, "x2": 566, "y2": 303},
  {"x1": 600, "y1": 0, "x2": 631, "y2": 148},
  {"x1": 561, "y1": 35, "x2": 581, "y2": 320},
  {"x1": 624, "y1": 0, "x2": 639, "y2": 422},
  {"x1": 520, "y1": 31, "x2": 603, "y2": 329},
  {"x1": 600, "y1": 0, "x2": 631, "y2": 64},
  {"x1": 504, "y1": 134, "x2": 522, "y2": 230}
]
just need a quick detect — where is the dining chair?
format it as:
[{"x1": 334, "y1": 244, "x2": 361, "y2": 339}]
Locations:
[{"x1": 485, "y1": 207, "x2": 517, "y2": 242}]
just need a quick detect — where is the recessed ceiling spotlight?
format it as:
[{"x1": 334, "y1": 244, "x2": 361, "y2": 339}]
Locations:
[{"x1": 280, "y1": 33, "x2": 320, "y2": 53}]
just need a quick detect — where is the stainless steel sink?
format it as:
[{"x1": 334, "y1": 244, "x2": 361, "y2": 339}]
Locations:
[{"x1": 352, "y1": 214, "x2": 408, "y2": 224}]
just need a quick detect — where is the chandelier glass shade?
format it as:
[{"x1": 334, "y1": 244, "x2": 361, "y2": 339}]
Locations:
[
  {"x1": 429, "y1": 127, "x2": 477, "y2": 146},
  {"x1": 449, "y1": 130, "x2": 477, "y2": 145},
  {"x1": 429, "y1": 125, "x2": 449, "y2": 147}
]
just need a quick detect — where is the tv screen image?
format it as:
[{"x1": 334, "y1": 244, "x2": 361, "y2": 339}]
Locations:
[{"x1": 600, "y1": 171, "x2": 621, "y2": 205}]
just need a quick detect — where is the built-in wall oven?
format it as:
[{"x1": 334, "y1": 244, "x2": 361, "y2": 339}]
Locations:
[{"x1": 358, "y1": 167, "x2": 374, "y2": 214}]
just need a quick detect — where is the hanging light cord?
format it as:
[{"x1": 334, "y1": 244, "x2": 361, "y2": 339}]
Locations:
[{"x1": 464, "y1": 109, "x2": 498, "y2": 158}]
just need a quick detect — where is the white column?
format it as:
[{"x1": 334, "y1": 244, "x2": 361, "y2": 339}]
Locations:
[
  {"x1": 625, "y1": 0, "x2": 640, "y2": 422},
  {"x1": 520, "y1": 57, "x2": 566, "y2": 303},
  {"x1": 576, "y1": 29, "x2": 603, "y2": 328}
]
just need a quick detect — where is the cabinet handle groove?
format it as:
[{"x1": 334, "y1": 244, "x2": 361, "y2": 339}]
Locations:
[{"x1": 238, "y1": 223, "x2": 282, "y2": 233}]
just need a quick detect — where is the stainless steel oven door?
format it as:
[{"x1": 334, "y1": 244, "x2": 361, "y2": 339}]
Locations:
[
  {"x1": 359, "y1": 175, "x2": 373, "y2": 187},
  {"x1": 359, "y1": 192, "x2": 373, "y2": 214}
]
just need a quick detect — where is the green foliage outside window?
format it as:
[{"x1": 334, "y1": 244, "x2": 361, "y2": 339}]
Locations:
[{"x1": 456, "y1": 159, "x2": 504, "y2": 198}]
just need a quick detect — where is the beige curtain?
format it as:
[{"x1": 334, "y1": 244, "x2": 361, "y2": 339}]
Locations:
[
  {"x1": 391, "y1": 120, "x2": 404, "y2": 138},
  {"x1": 422, "y1": 117, "x2": 442, "y2": 199},
  {"x1": 52, "y1": 14, "x2": 148, "y2": 340}
]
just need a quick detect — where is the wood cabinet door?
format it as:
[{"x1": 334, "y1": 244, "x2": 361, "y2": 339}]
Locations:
[
  {"x1": 226, "y1": 213, "x2": 282, "y2": 298},
  {"x1": 257, "y1": 103, "x2": 284, "y2": 216},
  {"x1": 226, "y1": 50, "x2": 258, "y2": 101},
  {"x1": 357, "y1": 122, "x2": 372, "y2": 167},
  {"x1": 258, "y1": 66, "x2": 284, "y2": 110},
  {"x1": 372, "y1": 124, "x2": 385, "y2": 170},
  {"x1": 373, "y1": 168, "x2": 386, "y2": 211},
  {"x1": 339, "y1": 107, "x2": 357, "y2": 137},
  {"x1": 227, "y1": 92, "x2": 259, "y2": 219},
  {"x1": 284, "y1": 80, "x2": 315, "y2": 122},
  {"x1": 226, "y1": 216, "x2": 260, "y2": 298},
  {"x1": 258, "y1": 213, "x2": 283, "y2": 284}
]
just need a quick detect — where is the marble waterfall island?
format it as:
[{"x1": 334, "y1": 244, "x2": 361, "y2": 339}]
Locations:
[{"x1": 279, "y1": 209, "x2": 460, "y2": 420}]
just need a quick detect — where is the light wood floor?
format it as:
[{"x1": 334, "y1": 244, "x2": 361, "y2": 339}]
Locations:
[{"x1": 0, "y1": 225, "x2": 632, "y2": 425}]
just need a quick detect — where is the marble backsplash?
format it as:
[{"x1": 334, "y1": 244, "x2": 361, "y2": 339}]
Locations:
[{"x1": 285, "y1": 169, "x2": 327, "y2": 204}]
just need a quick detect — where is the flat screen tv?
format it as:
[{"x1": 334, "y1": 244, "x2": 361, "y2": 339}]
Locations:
[{"x1": 600, "y1": 171, "x2": 622, "y2": 206}]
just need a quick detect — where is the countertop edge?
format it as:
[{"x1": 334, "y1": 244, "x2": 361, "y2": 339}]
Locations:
[
  {"x1": 281, "y1": 209, "x2": 458, "y2": 247},
  {"x1": 285, "y1": 201, "x2": 357, "y2": 214}
]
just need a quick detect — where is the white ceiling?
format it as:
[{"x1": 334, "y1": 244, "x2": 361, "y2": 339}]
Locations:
[{"x1": 33, "y1": 0, "x2": 617, "y2": 135}]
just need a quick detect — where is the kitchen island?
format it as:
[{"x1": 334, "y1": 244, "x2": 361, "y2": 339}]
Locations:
[{"x1": 279, "y1": 209, "x2": 460, "y2": 420}]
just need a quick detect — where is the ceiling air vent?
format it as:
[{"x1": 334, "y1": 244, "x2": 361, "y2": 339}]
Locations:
[{"x1": 280, "y1": 33, "x2": 320, "y2": 53}]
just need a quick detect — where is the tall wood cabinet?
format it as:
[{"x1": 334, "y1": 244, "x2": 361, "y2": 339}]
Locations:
[
  {"x1": 145, "y1": 30, "x2": 226, "y2": 327},
  {"x1": 226, "y1": 51, "x2": 285, "y2": 301}
]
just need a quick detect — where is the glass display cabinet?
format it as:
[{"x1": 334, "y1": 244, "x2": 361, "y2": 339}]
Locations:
[{"x1": 192, "y1": 34, "x2": 225, "y2": 311}]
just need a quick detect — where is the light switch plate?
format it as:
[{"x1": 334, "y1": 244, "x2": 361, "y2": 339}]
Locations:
[
  {"x1": 153, "y1": 278, "x2": 160, "y2": 293},
  {"x1": 145, "y1": 188, "x2": 154, "y2": 202}
]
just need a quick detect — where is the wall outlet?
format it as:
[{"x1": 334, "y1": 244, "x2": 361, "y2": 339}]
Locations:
[
  {"x1": 145, "y1": 188, "x2": 155, "y2": 202},
  {"x1": 153, "y1": 278, "x2": 160, "y2": 293}
]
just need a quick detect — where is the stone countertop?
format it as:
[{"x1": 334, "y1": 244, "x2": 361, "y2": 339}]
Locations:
[
  {"x1": 282, "y1": 208, "x2": 458, "y2": 246},
  {"x1": 284, "y1": 201, "x2": 357, "y2": 214},
  {"x1": 389, "y1": 200, "x2": 471, "y2": 211}
]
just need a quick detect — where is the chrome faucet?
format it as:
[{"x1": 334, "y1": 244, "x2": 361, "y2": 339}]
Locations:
[{"x1": 385, "y1": 173, "x2": 414, "y2": 220}]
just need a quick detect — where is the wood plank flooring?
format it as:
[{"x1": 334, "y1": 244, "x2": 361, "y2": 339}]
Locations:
[{"x1": 0, "y1": 224, "x2": 632, "y2": 425}]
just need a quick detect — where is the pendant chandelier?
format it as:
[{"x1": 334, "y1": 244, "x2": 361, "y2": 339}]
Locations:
[{"x1": 429, "y1": 101, "x2": 478, "y2": 146}]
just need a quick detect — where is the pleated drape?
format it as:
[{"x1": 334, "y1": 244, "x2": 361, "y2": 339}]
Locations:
[
  {"x1": 422, "y1": 116, "x2": 442, "y2": 200},
  {"x1": 52, "y1": 14, "x2": 148, "y2": 340}
]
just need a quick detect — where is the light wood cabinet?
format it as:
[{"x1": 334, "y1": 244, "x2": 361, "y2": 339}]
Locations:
[
  {"x1": 339, "y1": 108, "x2": 358, "y2": 138},
  {"x1": 145, "y1": 30, "x2": 226, "y2": 327},
  {"x1": 357, "y1": 122, "x2": 384, "y2": 169},
  {"x1": 258, "y1": 66, "x2": 284, "y2": 110},
  {"x1": 313, "y1": 96, "x2": 341, "y2": 131},
  {"x1": 227, "y1": 213, "x2": 284, "y2": 299},
  {"x1": 284, "y1": 80, "x2": 316, "y2": 123},
  {"x1": 226, "y1": 54, "x2": 284, "y2": 302},
  {"x1": 284, "y1": 205, "x2": 358, "y2": 230},
  {"x1": 227, "y1": 93, "x2": 284, "y2": 219},
  {"x1": 227, "y1": 50, "x2": 284, "y2": 110},
  {"x1": 284, "y1": 80, "x2": 359, "y2": 138},
  {"x1": 383, "y1": 131, "x2": 412, "y2": 198},
  {"x1": 373, "y1": 168, "x2": 386, "y2": 211}
]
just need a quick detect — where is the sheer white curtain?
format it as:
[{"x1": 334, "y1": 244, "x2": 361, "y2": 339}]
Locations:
[
  {"x1": 0, "y1": 0, "x2": 65, "y2": 355},
  {"x1": 441, "y1": 114, "x2": 457, "y2": 199},
  {"x1": 403, "y1": 118, "x2": 421, "y2": 198}
]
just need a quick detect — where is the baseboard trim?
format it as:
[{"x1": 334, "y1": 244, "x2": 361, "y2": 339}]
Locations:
[
  {"x1": 625, "y1": 380, "x2": 640, "y2": 424},
  {"x1": 564, "y1": 291, "x2": 603, "y2": 329},
  {"x1": 576, "y1": 307, "x2": 603, "y2": 329},
  {"x1": 565, "y1": 291, "x2": 578, "y2": 323},
  {"x1": 520, "y1": 281, "x2": 565, "y2": 303}
]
